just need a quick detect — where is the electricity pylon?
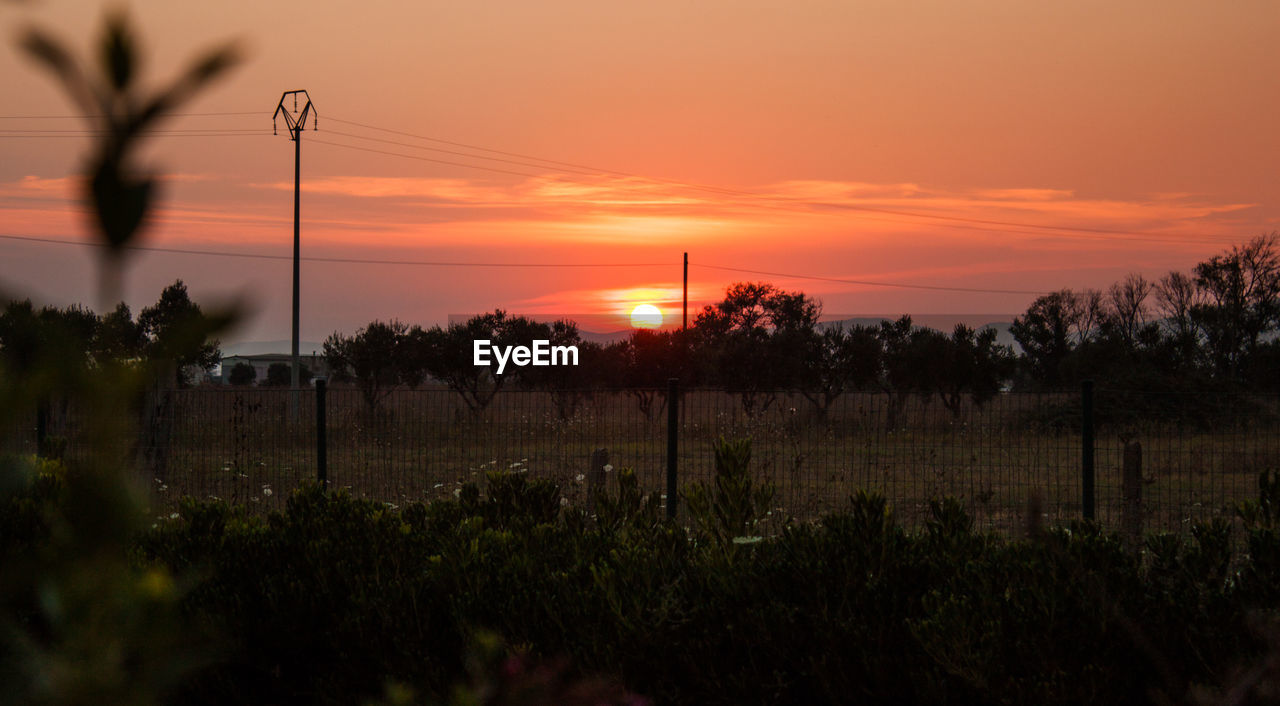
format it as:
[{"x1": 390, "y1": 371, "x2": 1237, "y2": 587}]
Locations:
[{"x1": 273, "y1": 90, "x2": 316, "y2": 419}]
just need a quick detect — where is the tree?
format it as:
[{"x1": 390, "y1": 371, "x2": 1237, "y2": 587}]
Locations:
[
  {"x1": 795, "y1": 324, "x2": 881, "y2": 420},
  {"x1": 1106, "y1": 274, "x2": 1155, "y2": 350},
  {"x1": 1009, "y1": 289, "x2": 1100, "y2": 389},
  {"x1": 227, "y1": 362, "x2": 256, "y2": 386},
  {"x1": 265, "y1": 362, "x2": 311, "y2": 387},
  {"x1": 1190, "y1": 233, "x2": 1280, "y2": 379},
  {"x1": 138, "y1": 280, "x2": 221, "y2": 387},
  {"x1": 606, "y1": 328, "x2": 697, "y2": 421},
  {"x1": 694, "y1": 282, "x2": 821, "y2": 414},
  {"x1": 323, "y1": 319, "x2": 412, "y2": 412},
  {"x1": 93, "y1": 301, "x2": 144, "y2": 366},
  {"x1": 936, "y1": 325, "x2": 1015, "y2": 418},
  {"x1": 1155, "y1": 270, "x2": 1203, "y2": 372}
]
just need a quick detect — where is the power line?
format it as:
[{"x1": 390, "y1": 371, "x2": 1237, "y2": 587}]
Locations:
[
  {"x1": 0, "y1": 110, "x2": 1252, "y2": 248},
  {"x1": 0, "y1": 111, "x2": 263, "y2": 119},
  {"x1": 0, "y1": 132, "x2": 270, "y2": 139},
  {"x1": 0, "y1": 233, "x2": 1050, "y2": 295},
  {"x1": 692, "y1": 263, "x2": 1050, "y2": 295},
  {"x1": 0, "y1": 233, "x2": 669, "y2": 267},
  {"x1": 0, "y1": 128, "x2": 266, "y2": 134}
]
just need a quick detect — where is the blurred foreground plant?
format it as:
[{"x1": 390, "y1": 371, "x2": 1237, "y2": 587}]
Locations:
[{"x1": 1, "y1": 10, "x2": 240, "y2": 705}]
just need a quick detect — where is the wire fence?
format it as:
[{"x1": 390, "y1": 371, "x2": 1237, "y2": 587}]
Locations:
[{"x1": 9, "y1": 384, "x2": 1280, "y2": 535}]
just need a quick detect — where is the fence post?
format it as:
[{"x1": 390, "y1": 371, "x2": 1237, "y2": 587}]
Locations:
[
  {"x1": 1081, "y1": 379, "x2": 1095, "y2": 521},
  {"x1": 316, "y1": 378, "x2": 327, "y2": 490},
  {"x1": 1122, "y1": 440, "x2": 1142, "y2": 549},
  {"x1": 666, "y1": 377, "x2": 679, "y2": 519}
]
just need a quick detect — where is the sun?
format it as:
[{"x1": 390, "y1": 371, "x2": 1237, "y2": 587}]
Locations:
[{"x1": 630, "y1": 304, "x2": 663, "y2": 329}]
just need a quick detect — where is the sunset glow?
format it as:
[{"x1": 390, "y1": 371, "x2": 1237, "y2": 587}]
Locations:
[{"x1": 0, "y1": 2, "x2": 1274, "y2": 344}]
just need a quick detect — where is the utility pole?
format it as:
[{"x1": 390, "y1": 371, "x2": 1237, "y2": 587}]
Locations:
[
  {"x1": 273, "y1": 90, "x2": 317, "y2": 419},
  {"x1": 682, "y1": 252, "x2": 688, "y2": 331}
]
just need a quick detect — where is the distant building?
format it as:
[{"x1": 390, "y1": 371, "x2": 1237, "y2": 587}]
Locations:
[{"x1": 218, "y1": 352, "x2": 329, "y2": 385}]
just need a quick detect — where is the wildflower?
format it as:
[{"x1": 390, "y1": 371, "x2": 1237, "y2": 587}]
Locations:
[
  {"x1": 559, "y1": 497, "x2": 569, "y2": 507},
  {"x1": 575, "y1": 474, "x2": 585, "y2": 483},
  {"x1": 453, "y1": 488, "x2": 462, "y2": 498},
  {"x1": 603, "y1": 464, "x2": 614, "y2": 473},
  {"x1": 262, "y1": 486, "x2": 273, "y2": 497}
]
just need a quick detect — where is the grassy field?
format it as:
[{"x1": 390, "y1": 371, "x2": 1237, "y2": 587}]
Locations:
[{"x1": 93, "y1": 385, "x2": 1279, "y2": 536}]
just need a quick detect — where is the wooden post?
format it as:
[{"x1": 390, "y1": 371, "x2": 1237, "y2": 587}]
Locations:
[
  {"x1": 1122, "y1": 440, "x2": 1143, "y2": 549},
  {"x1": 588, "y1": 448, "x2": 608, "y2": 509}
]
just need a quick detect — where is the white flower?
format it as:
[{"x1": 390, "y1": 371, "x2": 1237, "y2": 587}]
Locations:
[
  {"x1": 453, "y1": 488, "x2": 462, "y2": 498},
  {"x1": 169, "y1": 512, "x2": 180, "y2": 519},
  {"x1": 575, "y1": 474, "x2": 585, "y2": 483},
  {"x1": 559, "y1": 497, "x2": 569, "y2": 507},
  {"x1": 603, "y1": 464, "x2": 614, "y2": 473},
  {"x1": 262, "y1": 486, "x2": 273, "y2": 497}
]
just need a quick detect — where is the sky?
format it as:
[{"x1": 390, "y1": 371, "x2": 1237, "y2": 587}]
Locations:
[{"x1": 0, "y1": 1, "x2": 1276, "y2": 343}]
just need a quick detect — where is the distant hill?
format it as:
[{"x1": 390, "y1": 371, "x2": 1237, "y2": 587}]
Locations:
[{"x1": 222, "y1": 340, "x2": 324, "y2": 357}]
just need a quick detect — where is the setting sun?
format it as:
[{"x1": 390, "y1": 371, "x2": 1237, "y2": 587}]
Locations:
[{"x1": 630, "y1": 304, "x2": 663, "y2": 329}]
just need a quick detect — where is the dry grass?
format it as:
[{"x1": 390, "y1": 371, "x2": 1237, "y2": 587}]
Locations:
[{"x1": 111, "y1": 386, "x2": 1280, "y2": 536}]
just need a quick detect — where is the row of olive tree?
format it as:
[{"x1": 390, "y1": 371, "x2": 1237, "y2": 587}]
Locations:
[
  {"x1": 323, "y1": 311, "x2": 599, "y2": 417},
  {"x1": 324, "y1": 281, "x2": 1014, "y2": 420}
]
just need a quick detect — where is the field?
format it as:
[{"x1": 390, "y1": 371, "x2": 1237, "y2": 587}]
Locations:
[{"x1": 56, "y1": 384, "x2": 1272, "y2": 535}]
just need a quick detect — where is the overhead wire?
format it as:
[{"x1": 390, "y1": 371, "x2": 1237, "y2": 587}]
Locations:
[
  {"x1": 0, "y1": 232, "x2": 1052, "y2": 295},
  {"x1": 0, "y1": 109, "x2": 1252, "y2": 247},
  {"x1": 0, "y1": 233, "x2": 668, "y2": 268}
]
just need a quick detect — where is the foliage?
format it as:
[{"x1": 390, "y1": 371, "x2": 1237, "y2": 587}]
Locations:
[
  {"x1": 0, "y1": 471, "x2": 1248, "y2": 705},
  {"x1": 227, "y1": 361, "x2": 255, "y2": 386},
  {"x1": 263, "y1": 361, "x2": 311, "y2": 387},
  {"x1": 324, "y1": 319, "x2": 417, "y2": 411},
  {"x1": 682, "y1": 437, "x2": 777, "y2": 547}
]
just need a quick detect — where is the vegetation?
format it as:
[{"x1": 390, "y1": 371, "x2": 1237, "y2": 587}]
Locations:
[{"x1": 8, "y1": 453, "x2": 1280, "y2": 704}]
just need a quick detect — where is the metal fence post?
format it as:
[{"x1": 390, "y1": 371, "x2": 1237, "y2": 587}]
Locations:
[
  {"x1": 1122, "y1": 440, "x2": 1143, "y2": 549},
  {"x1": 316, "y1": 378, "x2": 327, "y2": 489},
  {"x1": 666, "y1": 377, "x2": 679, "y2": 519},
  {"x1": 1081, "y1": 379, "x2": 1095, "y2": 521}
]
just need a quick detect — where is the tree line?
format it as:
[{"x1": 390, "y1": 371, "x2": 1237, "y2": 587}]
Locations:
[
  {"x1": 0, "y1": 279, "x2": 222, "y2": 389},
  {"x1": 324, "y1": 234, "x2": 1280, "y2": 418}
]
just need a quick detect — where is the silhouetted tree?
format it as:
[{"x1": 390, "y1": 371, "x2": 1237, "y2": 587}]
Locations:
[
  {"x1": 139, "y1": 280, "x2": 221, "y2": 387},
  {"x1": 694, "y1": 281, "x2": 821, "y2": 414},
  {"x1": 323, "y1": 319, "x2": 411, "y2": 412},
  {"x1": 1191, "y1": 233, "x2": 1280, "y2": 379},
  {"x1": 227, "y1": 362, "x2": 255, "y2": 386},
  {"x1": 796, "y1": 324, "x2": 881, "y2": 420},
  {"x1": 264, "y1": 362, "x2": 311, "y2": 387}
]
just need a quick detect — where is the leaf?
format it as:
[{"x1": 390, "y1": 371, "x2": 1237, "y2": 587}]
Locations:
[{"x1": 100, "y1": 11, "x2": 135, "y2": 91}]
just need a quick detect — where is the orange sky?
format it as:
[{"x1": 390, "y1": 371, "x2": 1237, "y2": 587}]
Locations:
[{"x1": 1, "y1": 1, "x2": 1276, "y2": 343}]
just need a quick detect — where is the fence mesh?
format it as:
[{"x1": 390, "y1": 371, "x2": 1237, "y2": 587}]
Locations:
[{"x1": 8, "y1": 385, "x2": 1279, "y2": 534}]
